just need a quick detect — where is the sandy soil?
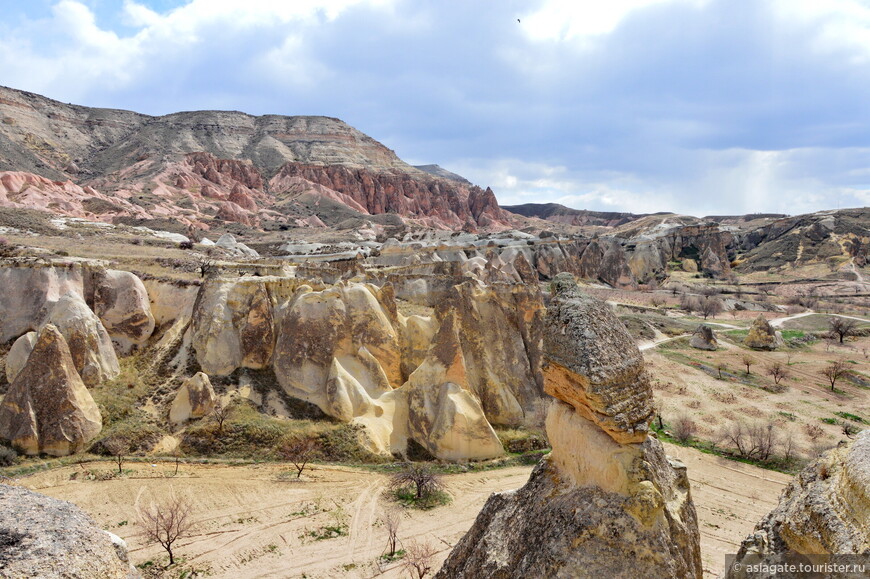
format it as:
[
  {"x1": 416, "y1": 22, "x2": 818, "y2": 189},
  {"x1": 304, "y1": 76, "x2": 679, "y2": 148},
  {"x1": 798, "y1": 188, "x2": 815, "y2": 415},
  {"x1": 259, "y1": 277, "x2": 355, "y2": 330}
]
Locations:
[{"x1": 19, "y1": 442, "x2": 788, "y2": 579}]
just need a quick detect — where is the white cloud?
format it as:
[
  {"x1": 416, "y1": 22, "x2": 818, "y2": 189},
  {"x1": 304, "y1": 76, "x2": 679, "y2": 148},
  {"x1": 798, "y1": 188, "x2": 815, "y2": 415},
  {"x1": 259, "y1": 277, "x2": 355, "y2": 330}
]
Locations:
[{"x1": 521, "y1": 0, "x2": 709, "y2": 42}]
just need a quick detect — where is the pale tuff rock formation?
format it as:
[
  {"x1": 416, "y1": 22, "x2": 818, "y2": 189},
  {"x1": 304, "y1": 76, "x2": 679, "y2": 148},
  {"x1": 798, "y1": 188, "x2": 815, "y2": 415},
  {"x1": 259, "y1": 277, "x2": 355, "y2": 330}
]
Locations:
[
  {"x1": 4, "y1": 331, "x2": 36, "y2": 383},
  {"x1": 90, "y1": 269, "x2": 155, "y2": 354},
  {"x1": 0, "y1": 260, "x2": 85, "y2": 342},
  {"x1": 744, "y1": 314, "x2": 781, "y2": 351},
  {"x1": 169, "y1": 372, "x2": 217, "y2": 424},
  {"x1": 690, "y1": 324, "x2": 718, "y2": 351},
  {"x1": 0, "y1": 325, "x2": 102, "y2": 456},
  {"x1": 0, "y1": 484, "x2": 138, "y2": 579},
  {"x1": 44, "y1": 292, "x2": 120, "y2": 387},
  {"x1": 727, "y1": 431, "x2": 870, "y2": 578},
  {"x1": 406, "y1": 381, "x2": 504, "y2": 461},
  {"x1": 274, "y1": 283, "x2": 402, "y2": 409},
  {"x1": 191, "y1": 278, "x2": 276, "y2": 375},
  {"x1": 143, "y1": 279, "x2": 200, "y2": 327},
  {"x1": 434, "y1": 281, "x2": 545, "y2": 427},
  {"x1": 436, "y1": 274, "x2": 701, "y2": 578}
]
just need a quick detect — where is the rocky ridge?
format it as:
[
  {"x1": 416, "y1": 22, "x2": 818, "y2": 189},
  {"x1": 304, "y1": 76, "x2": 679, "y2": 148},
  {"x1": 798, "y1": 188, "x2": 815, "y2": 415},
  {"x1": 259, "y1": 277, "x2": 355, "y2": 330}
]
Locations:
[{"x1": 727, "y1": 430, "x2": 870, "y2": 578}]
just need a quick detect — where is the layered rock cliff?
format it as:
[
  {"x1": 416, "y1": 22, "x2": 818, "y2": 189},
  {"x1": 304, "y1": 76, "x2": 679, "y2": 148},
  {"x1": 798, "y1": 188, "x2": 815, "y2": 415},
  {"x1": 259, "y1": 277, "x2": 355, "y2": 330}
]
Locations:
[{"x1": 435, "y1": 274, "x2": 702, "y2": 578}]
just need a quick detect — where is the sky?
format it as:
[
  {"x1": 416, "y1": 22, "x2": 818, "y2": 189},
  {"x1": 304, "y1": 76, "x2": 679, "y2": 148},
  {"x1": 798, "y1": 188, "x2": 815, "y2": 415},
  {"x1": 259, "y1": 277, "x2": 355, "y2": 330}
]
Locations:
[{"x1": 1, "y1": 0, "x2": 869, "y2": 217}]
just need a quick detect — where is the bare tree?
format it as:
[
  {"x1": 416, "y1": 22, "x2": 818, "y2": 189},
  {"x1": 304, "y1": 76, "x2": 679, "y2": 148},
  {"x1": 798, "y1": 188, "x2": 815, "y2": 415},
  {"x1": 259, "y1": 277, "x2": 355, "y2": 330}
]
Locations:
[
  {"x1": 672, "y1": 415, "x2": 697, "y2": 443},
  {"x1": 741, "y1": 354, "x2": 755, "y2": 375},
  {"x1": 103, "y1": 437, "x2": 130, "y2": 474},
  {"x1": 278, "y1": 437, "x2": 319, "y2": 478},
  {"x1": 821, "y1": 359, "x2": 850, "y2": 391},
  {"x1": 381, "y1": 507, "x2": 402, "y2": 558},
  {"x1": 139, "y1": 495, "x2": 194, "y2": 566},
  {"x1": 401, "y1": 540, "x2": 437, "y2": 579},
  {"x1": 699, "y1": 296, "x2": 724, "y2": 320},
  {"x1": 390, "y1": 463, "x2": 444, "y2": 501},
  {"x1": 829, "y1": 317, "x2": 859, "y2": 344},
  {"x1": 716, "y1": 362, "x2": 728, "y2": 380},
  {"x1": 649, "y1": 294, "x2": 665, "y2": 309},
  {"x1": 211, "y1": 400, "x2": 232, "y2": 433},
  {"x1": 766, "y1": 362, "x2": 789, "y2": 385},
  {"x1": 195, "y1": 254, "x2": 218, "y2": 278}
]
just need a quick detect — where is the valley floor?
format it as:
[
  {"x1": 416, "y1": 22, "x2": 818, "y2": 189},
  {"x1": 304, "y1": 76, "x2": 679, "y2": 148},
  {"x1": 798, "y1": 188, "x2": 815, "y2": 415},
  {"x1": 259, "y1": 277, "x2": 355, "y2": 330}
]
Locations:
[{"x1": 20, "y1": 442, "x2": 789, "y2": 579}]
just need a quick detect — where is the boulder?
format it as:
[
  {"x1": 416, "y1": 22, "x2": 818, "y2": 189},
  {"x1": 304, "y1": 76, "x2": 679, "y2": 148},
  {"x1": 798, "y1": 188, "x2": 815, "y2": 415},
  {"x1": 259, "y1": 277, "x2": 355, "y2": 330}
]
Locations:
[
  {"x1": 727, "y1": 430, "x2": 870, "y2": 577},
  {"x1": 4, "y1": 331, "x2": 37, "y2": 383},
  {"x1": 436, "y1": 273, "x2": 701, "y2": 578},
  {"x1": 169, "y1": 372, "x2": 217, "y2": 424},
  {"x1": 690, "y1": 324, "x2": 718, "y2": 351},
  {"x1": 91, "y1": 269, "x2": 156, "y2": 353},
  {"x1": 215, "y1": 233, "x2": 259, "y2": 257},
  {"x1": 0, "y1": 325, "x2": 102, "y2": 456},
  {"x1": 44, "y1": 292, "x2": 120, "y2": 386},
  {"x1": 0, "y1": 484, "x2": 137, "y2": 578},
  {"x1": 744, "y1": 314, "x2": 778, "y2": 350}
]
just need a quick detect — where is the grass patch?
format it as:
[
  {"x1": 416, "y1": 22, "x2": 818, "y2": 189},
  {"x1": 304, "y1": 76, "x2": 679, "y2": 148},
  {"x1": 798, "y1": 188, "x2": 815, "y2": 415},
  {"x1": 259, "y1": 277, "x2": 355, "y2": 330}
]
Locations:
[
  {"x1": 834, "y1": 411, "x2": 865, "y2": 424},
  {"x1": 380, "y1": 549, "x2": 406, "y2": 563},
  {"x1": 392, "y1": 487, "x2": 452, "y2": 510}
]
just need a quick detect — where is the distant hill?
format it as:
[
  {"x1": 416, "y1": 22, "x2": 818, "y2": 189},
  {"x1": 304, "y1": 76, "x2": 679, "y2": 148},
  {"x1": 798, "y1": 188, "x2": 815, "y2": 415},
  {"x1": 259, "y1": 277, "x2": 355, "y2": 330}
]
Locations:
[
  {"x1": 0, "y1": 85, "x2": 509, "y2": 231},
  {"x1": 503, "y1": 202, "x2": 659, "y2": 227}
]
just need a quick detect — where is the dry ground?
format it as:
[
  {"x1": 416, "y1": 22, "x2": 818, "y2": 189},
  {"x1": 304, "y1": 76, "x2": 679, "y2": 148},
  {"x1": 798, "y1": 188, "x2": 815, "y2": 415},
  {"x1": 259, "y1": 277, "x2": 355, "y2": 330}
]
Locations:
[{"x1": 20, "y1": 442, "x2": 788, "y2": 579}]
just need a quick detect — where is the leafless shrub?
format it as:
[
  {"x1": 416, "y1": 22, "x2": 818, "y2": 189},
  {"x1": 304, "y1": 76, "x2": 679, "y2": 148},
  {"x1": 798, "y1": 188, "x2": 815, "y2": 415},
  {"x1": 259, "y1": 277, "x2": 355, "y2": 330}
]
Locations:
[
  {"x1": 686, "y1": 399, "x2": 701, "y2": 409},
  {"x1": 719, "y1": 421, "x2": 779, "y2": 461},
  {"x1": 805, "y1": 423, "x2": 825, "y2": 442},
  {"x1": 381, "y1": 507, "x2": 402, "y2": 557},
  {"x1": 139, "y1": 495, "x2": 194, "y2": 566},
  {"x1": 195, "y1": 254, "x2": 218, "y2": 278},
  {"x1": 211, "y1": 399, "x2": 232, "y2": 433},
  {"x1": 842, "y1": 421, "x2": 860, "y2": 438},
  {"x1": 400, "y1": 540, "x2": 437, "y2": 579},
  {"x1": 712, "y1": 391, "x2": 737, "y2": 404},
  {"x1": 699, "y1": 296, "x2": 724, "y2": 320},
  {"x1": 650, "y1": 294, "x2": 665, "y2": 308},
  {"x1": 672, "y1": 415, "x2": 697, "y2": 443},
  {"x1": 278, "y1": 437, "x2": 320, "y2": 478}
]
